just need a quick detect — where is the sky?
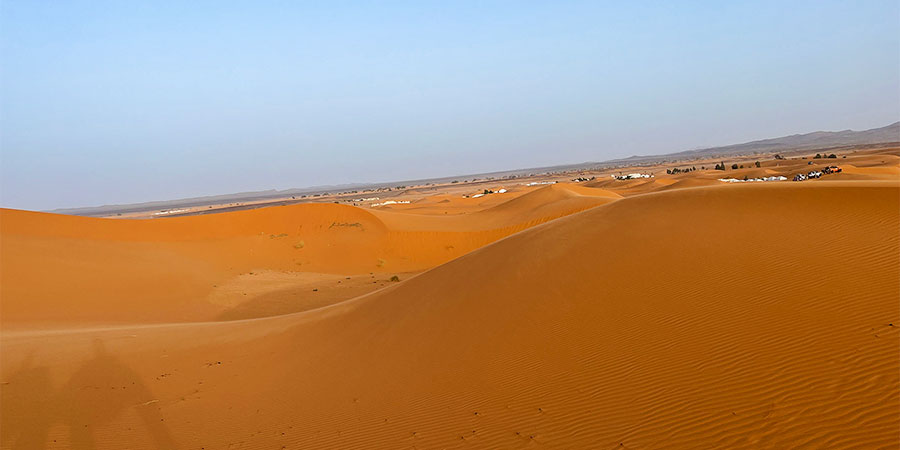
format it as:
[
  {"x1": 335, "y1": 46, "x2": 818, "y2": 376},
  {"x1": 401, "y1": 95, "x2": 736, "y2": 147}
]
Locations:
[{"x1": 1, "y1": 1, "x2": 898, "y2": 211}]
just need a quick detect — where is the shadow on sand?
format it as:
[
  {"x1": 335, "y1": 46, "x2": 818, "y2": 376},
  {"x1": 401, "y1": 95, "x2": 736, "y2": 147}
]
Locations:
[{"x1": 1, "y1": 339, "x2": 176, "y2": 449}]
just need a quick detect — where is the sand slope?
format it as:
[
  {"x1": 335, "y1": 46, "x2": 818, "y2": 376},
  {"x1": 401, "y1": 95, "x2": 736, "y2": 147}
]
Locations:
[{"x1": 2, "y1": 181, "x2": 897, "y2": 449}]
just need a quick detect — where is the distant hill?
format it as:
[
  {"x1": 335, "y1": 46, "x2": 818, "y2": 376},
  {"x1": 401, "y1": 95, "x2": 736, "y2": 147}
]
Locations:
[
  {"x1": 46, "y1": 121, "x2": 899, "y2": 216},
  {"x1": 612, "y1": 121, "x2": 899, "y2": 164}
]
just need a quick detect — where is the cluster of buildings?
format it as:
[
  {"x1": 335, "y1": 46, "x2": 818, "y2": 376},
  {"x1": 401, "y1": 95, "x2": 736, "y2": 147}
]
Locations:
[
  {"x1": 612, "y1": 173, "x2": 653, "y2": 180},
  {"x1": 370, "y1": 200, "x2": 410, "y2": 207}
]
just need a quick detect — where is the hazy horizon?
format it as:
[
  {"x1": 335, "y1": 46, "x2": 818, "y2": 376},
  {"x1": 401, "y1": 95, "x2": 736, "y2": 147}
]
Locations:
[
  {"x1": 2, "y1": 1, "x2": 898, "y2": 211},
  {"x1": 34, "y1": 119, "x2": 900, "y2": 212}
]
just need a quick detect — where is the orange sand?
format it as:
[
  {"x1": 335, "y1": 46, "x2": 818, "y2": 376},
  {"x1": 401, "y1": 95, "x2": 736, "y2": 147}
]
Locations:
[
  {"x1": 1, "y1": 150, "x2": 898, "y2": 449},
  {"x1": 1, "y1": 184, "x2": 619, "y2": 326}
]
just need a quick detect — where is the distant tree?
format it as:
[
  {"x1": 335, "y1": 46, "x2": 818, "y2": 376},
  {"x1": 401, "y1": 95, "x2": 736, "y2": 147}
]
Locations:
[
  {"x1": 739, "y1": 165, "x2": 744, "y2": 168},
  {"x1": 731, "y1": 163, "x2": 739, "y2": 170},
  {"x1": 755, "y1": 161, "x2": 761, "y2": 168},
  {"x1": 828, "y1": 154, "x2": 837, "y2": 158},
  {"x1": 814, "y1": 153, "x2": 822, "y2": 159},
  {"x1": 714, "y1": 162, "x2": 726, "y2": 171}
]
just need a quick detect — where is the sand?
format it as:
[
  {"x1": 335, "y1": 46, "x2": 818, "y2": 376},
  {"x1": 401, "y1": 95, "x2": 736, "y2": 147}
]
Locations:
[
  {"x1": 1, "y1": 184, "x2": 621, "y2": 327},
  {"x1": 1, "y1": 149, "x2": 898, "y2": 449}
]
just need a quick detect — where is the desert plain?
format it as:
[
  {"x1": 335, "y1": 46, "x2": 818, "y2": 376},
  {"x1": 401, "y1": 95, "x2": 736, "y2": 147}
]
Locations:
[{"x1": 1, "y1": 147, "x2": 898, "y2": 449}]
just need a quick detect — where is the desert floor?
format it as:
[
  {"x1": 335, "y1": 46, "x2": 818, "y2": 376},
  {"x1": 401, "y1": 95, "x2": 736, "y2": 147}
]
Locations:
[{"x1": 1, "y1": 148, "x2": 898, "y2": 449}]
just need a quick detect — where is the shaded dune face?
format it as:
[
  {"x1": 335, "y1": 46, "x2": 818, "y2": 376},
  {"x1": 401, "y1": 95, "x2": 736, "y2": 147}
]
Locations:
[{"x1": 1, "y1": 181, "x2": 897, "y2": 449}]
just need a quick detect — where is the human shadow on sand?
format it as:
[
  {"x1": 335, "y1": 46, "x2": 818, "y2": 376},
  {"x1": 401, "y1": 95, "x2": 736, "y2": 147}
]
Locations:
[{"x1": 1, "y1": 339, "x2": 176, "y2": 450}]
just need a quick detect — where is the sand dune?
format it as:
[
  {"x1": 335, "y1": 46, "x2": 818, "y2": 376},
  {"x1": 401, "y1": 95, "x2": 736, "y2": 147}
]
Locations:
[
  {"x1": 371, "y1": 183, "x2": 620, "y2": 231},
  {"x1": 0, "y1": 183, "x2": 615, "y2": 326},
  {"x1": 2, "y1": 179, "x2": 897, "y2": 449},
  {"x1": 585, "y1": 176, "x2": 665, "y2": 193},
  {"x1": 655, "y1": 177, "x2": 721, "y2": 191}
]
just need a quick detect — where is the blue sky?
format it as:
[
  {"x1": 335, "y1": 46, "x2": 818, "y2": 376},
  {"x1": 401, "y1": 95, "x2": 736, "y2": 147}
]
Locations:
[{"x1": 1, "y1": 1, "x2": 898, "y2": 210}]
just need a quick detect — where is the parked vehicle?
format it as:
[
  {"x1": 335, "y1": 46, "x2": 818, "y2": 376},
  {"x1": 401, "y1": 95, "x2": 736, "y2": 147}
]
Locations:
[{"x1": 794, "y1": 166, "x2": 840, "y2": 181}]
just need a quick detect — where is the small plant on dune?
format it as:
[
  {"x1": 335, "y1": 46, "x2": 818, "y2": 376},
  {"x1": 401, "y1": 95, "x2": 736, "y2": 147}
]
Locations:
[
  {"x1": 294, "y1": 241, "x2": 305, "y2": 249},
  {"x1": 377, "y1": 258, "x2": 386, "y2": 267},
  {"x1": 390, "y1": 275, "x2": 400, "y2": 282}
]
